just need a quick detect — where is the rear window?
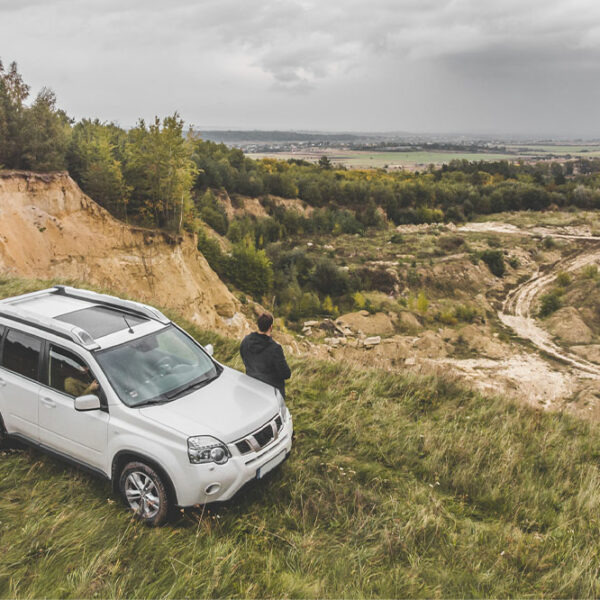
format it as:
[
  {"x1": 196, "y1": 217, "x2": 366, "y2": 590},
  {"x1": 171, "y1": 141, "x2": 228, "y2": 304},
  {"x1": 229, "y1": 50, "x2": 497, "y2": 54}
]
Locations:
[
  {"x1": 1, "y1": 329, "x2": 42, "y2": 381},
  {"x1": 57, "y1": 306, "x2": 147, "y2": 339}
]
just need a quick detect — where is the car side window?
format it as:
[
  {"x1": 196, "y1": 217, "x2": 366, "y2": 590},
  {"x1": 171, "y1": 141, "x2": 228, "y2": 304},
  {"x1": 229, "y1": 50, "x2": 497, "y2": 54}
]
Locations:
[
  {"x1": 1, "y1": 329, "x2": 42, "y2": 381},
  {"x1": 48, "y1": 345, "x2": 98, "y2": 398}
]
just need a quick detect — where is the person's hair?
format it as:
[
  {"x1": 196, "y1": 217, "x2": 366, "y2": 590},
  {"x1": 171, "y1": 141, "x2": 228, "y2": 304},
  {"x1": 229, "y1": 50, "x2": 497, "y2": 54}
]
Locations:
[{"x1": 257, "y1": 312, "x2": 274, "y2": 333}]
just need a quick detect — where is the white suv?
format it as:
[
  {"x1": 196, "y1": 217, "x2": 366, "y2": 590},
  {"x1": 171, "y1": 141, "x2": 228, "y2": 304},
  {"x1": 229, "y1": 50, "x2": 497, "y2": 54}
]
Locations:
[{"x1": 0, "y1": 286, "x2": 293, "y2": 525}]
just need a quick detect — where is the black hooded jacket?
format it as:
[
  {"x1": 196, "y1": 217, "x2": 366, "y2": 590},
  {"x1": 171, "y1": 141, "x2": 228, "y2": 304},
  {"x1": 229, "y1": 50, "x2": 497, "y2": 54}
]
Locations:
[{"x1": 240, "y1": 332, "x2": 291, "y2": 397}]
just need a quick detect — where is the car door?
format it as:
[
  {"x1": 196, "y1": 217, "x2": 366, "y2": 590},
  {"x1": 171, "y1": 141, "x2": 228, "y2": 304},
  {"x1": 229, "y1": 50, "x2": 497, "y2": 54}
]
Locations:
[
  {"x1": 0, "y1": 327, "x2": 43, "y2": 441},
  {"x1": 38, "y1": 343, "x2": 109, "y2": 471}
]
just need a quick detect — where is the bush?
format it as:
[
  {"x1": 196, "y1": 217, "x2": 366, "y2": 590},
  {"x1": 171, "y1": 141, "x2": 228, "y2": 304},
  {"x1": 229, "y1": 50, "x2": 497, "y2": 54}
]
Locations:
[
  {"x1": 453, "y1": 304, "x2": 478, "y2": 323},
  {"x1": 555, "y1": 271, "x2": 571, "y2": 287},
  {"x1": 311, "y1": 258, "x2": 350, "y2": 296},
  {"x1": 538, "y1": 290, "x2": 562, "y2": 317},
  {"x1": 480, "y1": 250, "x2": 505, "y2": 277},
  {"x1": 437, "y1": 235, "x2": 465, "y2": 252},
  {"x1": 390, "y1": 233, "x2": 404, "y2": 244},
  {"x1": 417, "y1": 291, "x2": 429, "y2": 314},
  {"x1": 197, "y1": 228, "x2": 226, "y2": 275},
  {"x1": 197, "y1": 190, "x2": 228, "y2": 235},
  {"x1": 581, "y1": 264, "x2": 599, "y2": 280},
  {"x1": 542, "y1": 236, "x2": 556, "y2": 250},
  {"x1": 351, "y1": 267, "x2": 397, "y2": 294},
  {"x1": 225, "y1": 241, "x2": 273, "y2": 299}
]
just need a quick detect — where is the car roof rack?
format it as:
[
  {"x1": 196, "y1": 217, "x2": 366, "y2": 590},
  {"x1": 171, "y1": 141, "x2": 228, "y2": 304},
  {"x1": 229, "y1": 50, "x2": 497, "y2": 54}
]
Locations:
[
  {"x1": 0, "y1": 304, "x2": 101, "y2": 350},
  {"x1": 53, "y1": 286, "x2": 170, "y2": 324}
]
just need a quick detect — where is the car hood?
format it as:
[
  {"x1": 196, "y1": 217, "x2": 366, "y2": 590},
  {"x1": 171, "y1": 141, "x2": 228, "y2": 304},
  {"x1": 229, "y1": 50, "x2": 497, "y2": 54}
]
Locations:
[{"x1": 139, "y1": 365, "x2": 279, "y2": 442}]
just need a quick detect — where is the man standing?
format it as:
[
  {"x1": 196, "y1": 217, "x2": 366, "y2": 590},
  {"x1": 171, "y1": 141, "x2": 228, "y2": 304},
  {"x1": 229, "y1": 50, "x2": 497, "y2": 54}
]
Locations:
[{"x1": 240, "y1": 313, "x2": 291, "y2": 398}]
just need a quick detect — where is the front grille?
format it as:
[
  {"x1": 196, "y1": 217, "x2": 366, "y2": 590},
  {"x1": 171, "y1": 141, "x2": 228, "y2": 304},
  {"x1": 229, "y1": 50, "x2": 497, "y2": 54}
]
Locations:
[
  {"x1": 236, "y1": 440, "x2": 252, "y2": 454},
  {"x1": 234, "y1": 414, "x2": 282, "y2": 455},
  {"x1": 254, "y1": 423, "x2": 274, "y2": 447}
]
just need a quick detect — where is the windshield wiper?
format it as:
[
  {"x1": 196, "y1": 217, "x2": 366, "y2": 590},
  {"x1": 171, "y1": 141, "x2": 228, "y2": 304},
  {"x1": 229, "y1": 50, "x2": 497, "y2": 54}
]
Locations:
[
  {"x1": 130, "y1": 396, "x2": 169, "y2": 408},
  {"x1": 165, "y1": 373, "x2": 217, "y2": 400}
]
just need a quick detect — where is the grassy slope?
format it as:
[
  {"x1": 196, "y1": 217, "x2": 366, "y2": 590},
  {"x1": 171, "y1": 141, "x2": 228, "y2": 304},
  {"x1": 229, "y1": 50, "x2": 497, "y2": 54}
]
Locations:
[{"x1": 1, "y1": 278, "x2": 600, "y2": 597}]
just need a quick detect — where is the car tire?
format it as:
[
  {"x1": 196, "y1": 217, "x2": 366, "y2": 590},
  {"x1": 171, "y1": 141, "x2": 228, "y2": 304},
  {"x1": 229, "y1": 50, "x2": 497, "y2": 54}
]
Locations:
[
  {"x1": 119, "y1": 461, "x2": 170, "y2": 526},
  {"x1": 0, "y1": 414, "x2": 8, "y2": 450}
]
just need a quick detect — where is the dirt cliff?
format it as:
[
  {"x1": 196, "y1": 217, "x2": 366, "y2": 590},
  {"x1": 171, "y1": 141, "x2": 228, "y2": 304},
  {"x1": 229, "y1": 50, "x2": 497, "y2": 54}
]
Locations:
[{"x1": 0, "y1": 171, "x2": 248, "y2": 335}]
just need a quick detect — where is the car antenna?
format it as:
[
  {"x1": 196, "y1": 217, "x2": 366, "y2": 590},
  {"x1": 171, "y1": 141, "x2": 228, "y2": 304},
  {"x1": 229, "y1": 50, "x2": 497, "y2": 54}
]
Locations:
[{"x1": 123, "y1": 315, "x2": 134, "y2": 334}]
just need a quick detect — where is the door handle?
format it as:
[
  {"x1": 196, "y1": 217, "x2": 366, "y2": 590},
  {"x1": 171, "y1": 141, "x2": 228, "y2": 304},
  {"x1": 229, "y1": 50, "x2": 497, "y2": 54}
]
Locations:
[
  {"x1": 0, "y1": 377, "x2": 5, "y2": 387},
  {"x1": 40, "y1": 397, "x2": 56, "y2": 408}
]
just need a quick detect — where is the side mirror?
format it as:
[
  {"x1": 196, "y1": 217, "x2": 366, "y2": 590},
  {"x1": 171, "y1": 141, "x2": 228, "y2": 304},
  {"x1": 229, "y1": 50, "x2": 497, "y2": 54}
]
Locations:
[
  {"x1": 205, "y1": 343, "x2": 214, "y2": 356},
  {"x1": 74, "y1": 394, "x2": 101, "y2": 411}
]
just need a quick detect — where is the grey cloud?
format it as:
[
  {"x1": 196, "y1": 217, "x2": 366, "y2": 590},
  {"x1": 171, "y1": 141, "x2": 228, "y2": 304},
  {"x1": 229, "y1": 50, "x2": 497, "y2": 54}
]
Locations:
[{"x1": 2, "y1": 0, "x2": 600, "y2": 133}]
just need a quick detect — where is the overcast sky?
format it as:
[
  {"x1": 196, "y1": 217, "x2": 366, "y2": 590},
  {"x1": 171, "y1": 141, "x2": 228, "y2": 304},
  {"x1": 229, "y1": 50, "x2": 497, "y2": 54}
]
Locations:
[{"x1": 1, "y1": 0, "x2": 600, "y2": 136}]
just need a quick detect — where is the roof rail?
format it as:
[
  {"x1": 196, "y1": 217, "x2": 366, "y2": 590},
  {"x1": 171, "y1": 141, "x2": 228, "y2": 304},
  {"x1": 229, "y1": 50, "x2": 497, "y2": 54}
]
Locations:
[
  {"x1": 53, "y1": 286, "x2": 170, "y2": 324},
  {"x1": 0, "y1": 305, "x2": 100, "y2": 350}
]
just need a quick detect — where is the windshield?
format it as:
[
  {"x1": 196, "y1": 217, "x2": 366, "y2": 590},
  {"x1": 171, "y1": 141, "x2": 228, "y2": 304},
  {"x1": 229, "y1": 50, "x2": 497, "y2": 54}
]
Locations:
[{"x1": 96, "y1": 325, "x2": 218, "y2": 407}]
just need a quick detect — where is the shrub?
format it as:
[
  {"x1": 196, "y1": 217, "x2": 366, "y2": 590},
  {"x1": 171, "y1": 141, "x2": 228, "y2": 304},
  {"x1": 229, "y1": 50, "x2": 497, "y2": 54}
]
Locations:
[
  {"x1": 311, "y1": 258, "x2": 350, "y2": 296},
  {"x1": 351, "y1": 267, "x2": 397, "y2": 294},
  {"x1": 197, "y1": 228, "x2": 226, "y2": 275},
  {"x1": 225, "y1": 241, "x2": 273, "y2": 299},
  {"x1": 555, "y1": 271, "x2": 571, "y2": 287},
  {"x1": 538, "y1": 290, "x2": 562, "y2": 317},
  {"x1": 417, "y1": 291, "x2": 429, "y2": 314},
  {"x1": 453, "y1": 304, "x2": 478, "y2": 323},
  {"x1": 542, "y1": 236, "x2": 556, "y2": 250},
  {"x1": 508, "y1": 256, "x2": 520, "y2": 269},
  {"x1": 197, "y1": 190, "x2": 228, "y2": 235},
  {"x1": 480, "y1": 250, "x2": 505, "y2": 277},
  {"x1": 353, "y1": 291, "x2": 367, "y2": 310},
  {"x1": 581, "y1": 264, "x2": 599, "y2": 280},
  {"x1": 390, "y1": 233, "x2": 404, "y2": 244},
  {"x1": 437, "y1": 235, "x2": 465, "y2": 252}
]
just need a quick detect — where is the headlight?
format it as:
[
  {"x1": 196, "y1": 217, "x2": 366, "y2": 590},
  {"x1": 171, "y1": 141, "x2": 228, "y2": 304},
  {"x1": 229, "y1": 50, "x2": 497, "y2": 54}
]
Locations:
[
  {"x1": 187, "y1": 436, "x2": 230, "y2": 465},
  {"x1": 275, "y1": 388, "x2": 288, "y2": 422}
]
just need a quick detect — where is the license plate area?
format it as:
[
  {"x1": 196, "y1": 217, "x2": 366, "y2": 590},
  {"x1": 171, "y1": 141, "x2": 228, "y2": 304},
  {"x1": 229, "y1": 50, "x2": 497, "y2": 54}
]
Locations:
[{"x1": 256, "y1": 450, "x2": 287, "y2": 479}]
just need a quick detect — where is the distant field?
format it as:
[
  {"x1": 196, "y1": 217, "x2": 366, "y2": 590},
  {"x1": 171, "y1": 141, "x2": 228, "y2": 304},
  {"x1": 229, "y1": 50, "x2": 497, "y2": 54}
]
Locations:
[
  {"x1": 247, "y1": 144, "x2": 600, "y2": 169},
  {"x1": 247, "y1": 150, "x2": 519, "y2": 169},
  {"x1": 506, "y1": 144, "x2": 600, "y2": 156}
]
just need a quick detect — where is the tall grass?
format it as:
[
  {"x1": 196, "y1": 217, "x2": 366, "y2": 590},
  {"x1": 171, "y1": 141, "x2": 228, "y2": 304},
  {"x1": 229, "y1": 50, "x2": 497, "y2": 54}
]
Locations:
[{"x1": 1, "y1": 277, "x2": 600, "y2": 597}]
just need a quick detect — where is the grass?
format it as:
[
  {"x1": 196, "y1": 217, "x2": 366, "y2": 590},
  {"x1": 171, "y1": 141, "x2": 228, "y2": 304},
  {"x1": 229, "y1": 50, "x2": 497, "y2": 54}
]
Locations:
[
  {"x1": 3, "y1": 277, "x2": 600, "y2": 596},
  {"x1": 247, "y1": 150, "x2": 519, "y2": 169}
]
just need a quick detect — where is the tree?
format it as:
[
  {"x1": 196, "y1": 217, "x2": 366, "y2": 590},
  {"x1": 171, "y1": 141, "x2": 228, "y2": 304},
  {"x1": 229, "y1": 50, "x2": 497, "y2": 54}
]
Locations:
[
  {"x1": 20, "y1": 87, "x2": 71, "y2": 171},
  {"x1": 68, "y1": 119, "x2": 129, "y2": 217},
  {"x1": 125, "y1": 114, "x2": 197, "y2": 230},
  {"x1": 318, "y1": 155, "x2": 332, "y2": 169},
  {"x1": 226, "y1": 238, "x2": 273, "y2": 299},
  {"x1": 0, "y1": 60, "x2": 30, "y2": 168}
]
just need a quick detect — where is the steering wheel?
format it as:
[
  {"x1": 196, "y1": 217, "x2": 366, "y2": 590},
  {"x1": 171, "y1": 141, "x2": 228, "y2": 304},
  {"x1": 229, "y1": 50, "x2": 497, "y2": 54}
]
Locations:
[{"x1": 155, "y1": 356, "x2": 175, "y2": 376}]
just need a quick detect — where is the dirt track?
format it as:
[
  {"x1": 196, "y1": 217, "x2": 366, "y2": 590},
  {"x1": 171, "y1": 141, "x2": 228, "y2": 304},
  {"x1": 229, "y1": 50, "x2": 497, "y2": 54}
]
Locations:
[{"x1": 445, "y1": 222, "x2": 600, "y2": 410}]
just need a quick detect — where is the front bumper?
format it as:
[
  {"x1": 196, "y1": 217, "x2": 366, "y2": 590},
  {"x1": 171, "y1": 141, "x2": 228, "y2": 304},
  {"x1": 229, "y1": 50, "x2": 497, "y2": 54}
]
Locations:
[{"x1": 176, "y1": 415, "x2": 293, "y2": 507}]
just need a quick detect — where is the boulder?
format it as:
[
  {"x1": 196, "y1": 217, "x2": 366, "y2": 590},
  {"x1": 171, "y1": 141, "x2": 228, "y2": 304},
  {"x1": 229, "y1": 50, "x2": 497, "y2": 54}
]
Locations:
[
  {"x1": 337, "y1": 311, "x2": 395, "y2": 336},
  {"x1": 546, "y1": 307, "x2": 593, "y2": 345}
]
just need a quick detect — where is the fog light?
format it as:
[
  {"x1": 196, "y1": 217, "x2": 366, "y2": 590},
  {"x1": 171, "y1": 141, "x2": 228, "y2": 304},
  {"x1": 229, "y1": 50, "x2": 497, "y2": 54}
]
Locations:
[{"x1": 205, "y1": 483, "x2": 221, "y2": 495}]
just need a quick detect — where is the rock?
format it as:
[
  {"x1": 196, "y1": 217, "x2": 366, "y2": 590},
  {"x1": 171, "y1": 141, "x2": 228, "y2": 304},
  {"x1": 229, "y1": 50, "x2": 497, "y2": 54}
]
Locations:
[
  {"x1": 303, "y1": 320, "x2": 319, "y2": 327},
  {"x1": 302, "y1": 327, "x2": 312, "y2": 336},
  {"x1": 413, "y1": 331, "x2": 451, "y2": 358},
  {"x1": 546, "y1": 307, "x2": 593, "y2": 344},
  {"x1": 397, "y1": 311, "x2": 423, "y2": 333},
  {"x1": 405, "y1": 357, "x2": 416, "y2": 365},
  {"x1": 571, "y1": 345, "x2": 600, "y2": 364},
  {"x1": 456, "y1": 324, "x2": 507, "y2": 359},
  {"x1": 324, "y1": 337, "x2": 341, "y2": 346},
  {"x1": 337, "y1": 311, "x2": 395, "y2": 336},
  {"x1": 364, "y1": 336, "x2": 381, "y2": 347}
]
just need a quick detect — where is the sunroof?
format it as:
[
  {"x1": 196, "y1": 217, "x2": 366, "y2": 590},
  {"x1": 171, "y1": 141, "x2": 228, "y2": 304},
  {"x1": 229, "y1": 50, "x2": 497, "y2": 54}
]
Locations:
[{"x1": 56, "y1": 306, "x2": 148, "y2": 339}]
